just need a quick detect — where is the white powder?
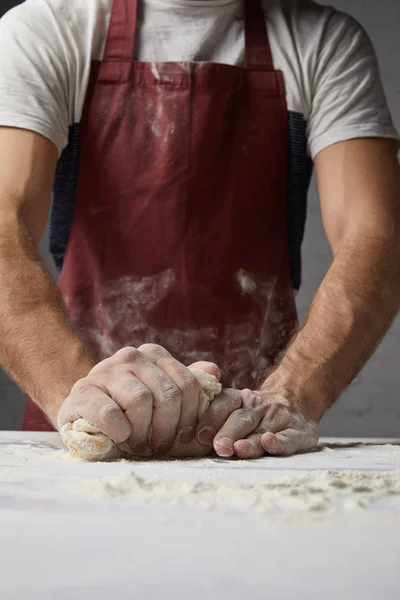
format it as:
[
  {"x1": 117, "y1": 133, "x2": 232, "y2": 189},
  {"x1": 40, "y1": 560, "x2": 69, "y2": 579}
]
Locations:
[
  {"x1": 322, "y1": 443, "x2": 400, "y2": 461},
  {"x1": 2, "y1": 440, "x2": 400, "y2": 519},
  {"x1": 79, "y1": 469, "x2": 400, "y2": 514},
  {"x1": 62, "y1": 271, "x2": 293, "y2": 387},
  {"x1": 235, "y1": 268, "x2": 258, "y2": 294}
]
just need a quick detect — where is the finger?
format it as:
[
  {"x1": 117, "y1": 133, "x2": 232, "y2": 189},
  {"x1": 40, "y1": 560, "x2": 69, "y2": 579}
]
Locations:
[
  {"x1": 138, "y1": 344, "x2": 200, "y2": 446},
  {"x1": 213, "y1": 390, "x2": 265, "y2": 457},
  {"x1": 98, "y1": 347, "x2": 183, "y2": 453},
  {"x1": 232, "y1": 401, "x2": 293, "y2": 459},
  {"x1": 196, "y1": 388, "x2": 242, "y2": 446},
  {"x1": 188, "y1": 361, "x2": 221, "y2": 381},
  {"x1": 58, "y1": 380, "x2": 132, "y2": 445},
  {"x1": 261, "y1": 427, "x2": 317, "y2": 456},
  {"x1": 233, "y1": 433, "x2": 265, "y2": 459},
  {"x1": 104, "y1": 372, "x2": 153, "y2": 453},
  {"x1": 127, "y1": 354, "x2": 181, "y2": 453},
  {"x1": 167, "y1": 435, "x2": 214, "y2": 458}
]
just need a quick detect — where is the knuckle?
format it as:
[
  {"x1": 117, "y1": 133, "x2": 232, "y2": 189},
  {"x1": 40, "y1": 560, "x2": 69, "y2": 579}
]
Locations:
[
  {"x1": 229, "y1": 396, "x2": 243, "y2": 411},
  {"x1": 234, "y1": 408, "x2": 254, "y2": 425},
  {"x1": 242, "y1": 389, "x2": 265, "y2": 408},
  {"x1": 210, "y1": 391, "x2": 242, "y2": 417},
  {"x1": 253, "y1": 394, "x2": 266, "y2": 408},
  {"x1": 73, "y1": 378, "x2": 94, "y2": 397},
  {"x1": 268, "y1": 403, "x2": 282, "y2": 419},
  {"x1": 90, "y1": 357, "x2": 113, "y2": 374},
  {"x1": 113, "y1": 346, "x2": 139, "y2": 363},
  {"x1": 98, "y1": 402, "x2": 121, "y2": 423},
  {"x1": 161, "y1": 384, "x2": 181, "y2": 408},
  {"x1": 89, "y1": 364, "x2": 114, "y2": 380},
  {"x1": 223, "y1": 389, "x2": 242, "y2": 409},
  {"x1": 132, "y1": 386, "x2": 152, "y2": 406},
  {"x1": 138, "y1": 343, "x2": 166, "y2": 358}
]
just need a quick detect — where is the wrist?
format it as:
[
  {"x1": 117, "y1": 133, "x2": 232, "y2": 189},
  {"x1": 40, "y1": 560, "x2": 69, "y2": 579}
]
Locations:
[
  {"x1": 43, "y1": 398, "x2": 65, "y2": 429},
  {"x1": 260, "y1": 361, "x2": 334, "y2": 422},
  {"x1": 33, "y1": 346, "x2": 95, "y2": 428}
]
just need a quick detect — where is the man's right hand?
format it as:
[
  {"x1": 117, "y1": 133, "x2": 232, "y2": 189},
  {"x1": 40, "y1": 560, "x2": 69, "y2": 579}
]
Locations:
[{"x1": 57, "y1": 344, "x2": 224, "y2": 455}]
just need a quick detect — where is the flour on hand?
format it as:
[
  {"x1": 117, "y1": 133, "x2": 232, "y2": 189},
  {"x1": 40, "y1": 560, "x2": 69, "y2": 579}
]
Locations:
[{"x1": 60, "y1": 367, "x2": 222, "y2": 461}]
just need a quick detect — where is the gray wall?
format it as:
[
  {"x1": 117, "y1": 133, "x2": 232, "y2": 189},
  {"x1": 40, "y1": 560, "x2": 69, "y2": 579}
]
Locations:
[{"x1": 0, "y1": 0, "x2": 399, "y2": 435}]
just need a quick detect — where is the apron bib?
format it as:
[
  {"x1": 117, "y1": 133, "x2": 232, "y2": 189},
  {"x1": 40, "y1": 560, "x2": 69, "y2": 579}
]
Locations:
[{"x1": 23, "y1": 0, "x2": 297, "y2": 431}]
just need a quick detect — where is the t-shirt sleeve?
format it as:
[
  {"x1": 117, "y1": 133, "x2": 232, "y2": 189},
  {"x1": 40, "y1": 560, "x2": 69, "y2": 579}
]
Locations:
[
  {"x1": 0, "y1": 1, "x2": 70, "y2": 154},
  {"x1": 307, "y1": 11, "x2": 399, "y2": 159}
]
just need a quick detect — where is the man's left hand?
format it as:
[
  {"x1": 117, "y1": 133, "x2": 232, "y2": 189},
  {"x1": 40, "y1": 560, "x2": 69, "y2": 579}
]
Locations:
[{"x1": 196, "y1": 389, "x2": 319, "y2": 458}]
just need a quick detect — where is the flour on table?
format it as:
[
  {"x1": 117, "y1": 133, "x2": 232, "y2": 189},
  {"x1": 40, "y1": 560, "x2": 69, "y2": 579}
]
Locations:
[
  {"x1": 80, "y1": 469, "x2": 400, "y2": 514},
  {"x1": 61, "y1": 368, "x2": 222, "y2": 461}
]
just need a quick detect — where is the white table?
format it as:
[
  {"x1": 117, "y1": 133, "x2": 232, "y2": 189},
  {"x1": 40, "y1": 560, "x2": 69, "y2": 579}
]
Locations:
[{"x1": 0, "y1": 432, "x2": 399, "y2": 600}]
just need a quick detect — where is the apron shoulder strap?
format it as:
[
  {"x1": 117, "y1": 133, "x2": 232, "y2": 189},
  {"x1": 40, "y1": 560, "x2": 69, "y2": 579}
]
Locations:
[
  {"x1": 244, "y1": 0, "x2": 274, "y2": 70},
  {"x1": 104, "y1": 0, "x2": 137, "y2": 61}
]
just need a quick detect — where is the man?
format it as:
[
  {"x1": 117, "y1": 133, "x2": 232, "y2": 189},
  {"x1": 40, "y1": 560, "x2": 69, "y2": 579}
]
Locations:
[{"x1": 0, "y1": 0, "x2": 399, "y2": 459}]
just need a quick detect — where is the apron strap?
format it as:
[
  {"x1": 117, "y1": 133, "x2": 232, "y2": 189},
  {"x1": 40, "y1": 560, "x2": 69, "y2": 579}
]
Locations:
[
  {"x1": 104, "y1": 0, "x2": 137, "y2": 60},
  {"x1": 244, "y1": 0, "x2": 274, "y2": 70},
  {"x1": 104, "y1": 0, "x2": 274, "y2": 70}
]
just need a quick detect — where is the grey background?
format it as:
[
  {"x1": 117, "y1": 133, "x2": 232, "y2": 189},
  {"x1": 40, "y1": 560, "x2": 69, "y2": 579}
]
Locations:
[{"x1": 0, "y1": 0, "x2": 399, "y2": 434}]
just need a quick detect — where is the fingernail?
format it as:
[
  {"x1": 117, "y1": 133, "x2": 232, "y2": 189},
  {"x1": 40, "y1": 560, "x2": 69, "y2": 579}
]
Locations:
[
  {"x1": 178, "y1": 426, "x2": 194, "y2": 443},
  {"x1": 197, "y1": 426, "x2": 216, "y2": 445},
  {"x1": 215, "y1": 436, "x2": 234, "y2": 458}
]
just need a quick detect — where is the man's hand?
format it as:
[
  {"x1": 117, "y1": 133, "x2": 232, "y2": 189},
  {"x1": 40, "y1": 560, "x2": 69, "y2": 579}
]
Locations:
[
  {"x1": 57, "y1": 344, "x2": 227, "y2": 455},
  {"x1": 162, "y1": 387, "x2": 243, "y2": 457},
  {"x1": 196, "y1": 388, "x2": 319, "y2": 458}
]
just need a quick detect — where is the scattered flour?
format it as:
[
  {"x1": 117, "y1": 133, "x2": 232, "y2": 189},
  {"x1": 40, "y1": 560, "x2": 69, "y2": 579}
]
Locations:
[
  {"x1": 322, "y1": 444, "x2": 400, "y2": 462},
  {"x1": 79, "y1": 469, "x2": 400, "y2": 514},
  {"x1": 2, "y1": 439, "x2": 400, "y2": 517}
]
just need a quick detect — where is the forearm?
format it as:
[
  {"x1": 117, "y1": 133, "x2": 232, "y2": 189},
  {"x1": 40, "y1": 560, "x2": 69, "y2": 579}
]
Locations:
[
  {"x1": 0, "y1": 217, "x2": 95, "y2": 424},
  {"x1": 263, "y1": 229, "x2": 400, "y2": 420}
]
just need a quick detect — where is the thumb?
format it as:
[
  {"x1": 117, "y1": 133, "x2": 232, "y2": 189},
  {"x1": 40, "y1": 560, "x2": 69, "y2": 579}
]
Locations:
[{"x1": 188, "y1": 361, "x2": 221, "y2": 381}]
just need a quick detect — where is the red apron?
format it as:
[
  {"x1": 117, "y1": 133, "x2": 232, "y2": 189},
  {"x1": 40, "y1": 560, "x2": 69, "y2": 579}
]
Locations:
[{"x1": 23, "y1": 0, "x2": 297, "y2": 431}]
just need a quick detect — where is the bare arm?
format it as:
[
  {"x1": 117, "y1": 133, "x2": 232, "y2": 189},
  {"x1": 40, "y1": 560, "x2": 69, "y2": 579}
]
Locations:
[
  {"x1": 265, "y1": 138, "x2": 400, "y2": 419},
  {"x1": 199, "y1": 138, "x2": 400, "y2": 459},
  {"x1": 0, "y1": 127, "x2": 95, "y2": 424}
]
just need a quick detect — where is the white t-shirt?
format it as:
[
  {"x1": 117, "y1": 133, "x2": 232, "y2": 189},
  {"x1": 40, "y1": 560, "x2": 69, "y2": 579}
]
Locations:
[
  {"x1": 0, "y1": 0, "x2": 397, "y2": 158},
  {"x1": 0, "y1": 0, "x2": 398, "y2": 290}
]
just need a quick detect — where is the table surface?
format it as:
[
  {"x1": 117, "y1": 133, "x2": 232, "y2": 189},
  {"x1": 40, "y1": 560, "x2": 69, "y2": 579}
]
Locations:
[{"x1": 0, "y1": 431, "x2": 399, "y2": 600}]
